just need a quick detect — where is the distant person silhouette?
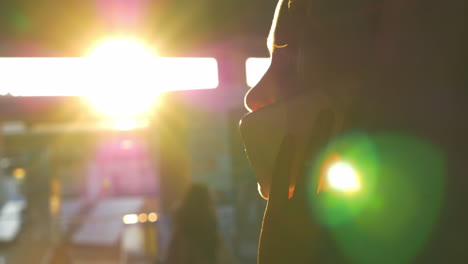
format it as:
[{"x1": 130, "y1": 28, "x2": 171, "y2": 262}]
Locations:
[{"x1": 165, "y1": 183, "x2": 233, "y2": 264}]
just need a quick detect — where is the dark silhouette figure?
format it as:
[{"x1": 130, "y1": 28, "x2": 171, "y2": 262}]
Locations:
[{"x1": 166, "y1": 183, "x2": 232, "y2": 264}]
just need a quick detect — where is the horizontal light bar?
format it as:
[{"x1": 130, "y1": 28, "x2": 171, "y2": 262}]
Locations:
[
  {"x1": 122, "y1": 214, "x2": 139, "y2": 225},
  {"x1": 123, "y1": 212, "x2": 158, "y2": 224},
  {"x1": 0, "y1": 57, "x2": 219, "y2": 96},
  {"x1": 30, "y1": 118, "x2": 149, "y2": 134},
  {"x1": 246, "y1": 57, "x2": 271, "y2": 88}
]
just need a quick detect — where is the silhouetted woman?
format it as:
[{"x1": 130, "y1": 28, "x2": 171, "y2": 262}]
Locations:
[{"x1": 166, "y1": 183, "x2": 233, "y2": 264}]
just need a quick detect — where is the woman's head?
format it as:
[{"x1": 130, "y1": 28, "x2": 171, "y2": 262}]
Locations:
[
  {"x1": 243, "y1": 0, "x2": 467, "y2": 200},
  {"x1": 247, "y1": 0, "x2": 467, "y2": 113},
  {"x1": 243, "y1": 0, "x2": 377, "y2": 198},
  {"x1": 245, "y1": 0, "x2": 379, "y2": 112}
]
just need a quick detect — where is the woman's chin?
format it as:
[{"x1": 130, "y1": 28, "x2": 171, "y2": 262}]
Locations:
[
  {"x1": 258, "y1": 183, "x2": 269, "y2": 200},
  {"x1": 257, "y1": 182, "x2": 295, "y2": 200}
]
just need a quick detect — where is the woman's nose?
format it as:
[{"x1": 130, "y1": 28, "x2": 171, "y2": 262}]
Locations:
[{"x1": 244, "y1": 69, "x2": 280, "y2": 112}]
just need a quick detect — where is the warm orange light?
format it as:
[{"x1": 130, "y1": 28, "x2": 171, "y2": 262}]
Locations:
[
  {"x1": 13, "y1": 168, "x2": 26, "y2": 180},
  {"x1": 138, "y1": 213, "x2": 148, "y2": 223},
  {"x1": 148, "y1": 212, "x2": 158, "y2": 222},
  {"x1": 102, "y1": 178, "x2": 111, "y2": 190},
  {"x1": 49, "y1": 196, "x2": 61, "y2": 215}
]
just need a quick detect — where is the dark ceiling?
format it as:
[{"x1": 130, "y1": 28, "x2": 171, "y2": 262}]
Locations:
[{"x1": 0, "y1": 0, "x2": 277, "y2": 57}]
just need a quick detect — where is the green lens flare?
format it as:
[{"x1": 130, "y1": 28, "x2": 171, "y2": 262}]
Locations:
[
  {"x1": 307, "y1": 132, "x2": 445, "y2": 264},
  {"x1": 308, "y1": 132, "x2": 379, "y2": 226}
]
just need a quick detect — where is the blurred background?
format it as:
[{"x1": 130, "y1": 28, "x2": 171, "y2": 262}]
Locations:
[{"x1": 0, "y1": 0, "x2": 278, "y2": 263}]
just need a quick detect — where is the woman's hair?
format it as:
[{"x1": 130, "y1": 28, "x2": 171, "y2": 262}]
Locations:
[{"x1": 170, "y1": 183, "x2": 220, "y2": 264}]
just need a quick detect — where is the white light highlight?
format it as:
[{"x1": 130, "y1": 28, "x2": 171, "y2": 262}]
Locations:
[
  {"x1": 113, "y1": 118, "x2": 138, "y2": 131},
  {"x1": 0, "y1": 57, "x2": 219, "y2": 96},
  {"x1": 88, "y1": 38, "x2": 156, "y2": 59},
  {"x1": 87, "y1": 91, "x2": 159, "y2": 117},
  {"x1": 123, "y1": 214, "x2": 139, "y2": 225},
  {"x1": 86, "y1": 38, "x2": 159, "y2": 117},
  {"x1": 326, "y1": 162, "x2": 361, "y2": 192},
  {"x1": 246, "y1": 57, "x2": 271, "y2": 87},
  {"x1": 1, "y1": 122, "x2": 26, "y2": 135}
]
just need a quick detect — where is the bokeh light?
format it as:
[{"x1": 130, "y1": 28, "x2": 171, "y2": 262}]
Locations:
[
  {"x1": 148, "y1": 212, "x2": 158, "y2": 222},
  {"x1": 138, "y1": 213, "x2": 148, "y2": 223},
  {"x1": 12, "y1": 168, "x2": 26, "y2": 180},
  {"x1": 123, "y1": 214, "x2": 139, "y2": 225}
]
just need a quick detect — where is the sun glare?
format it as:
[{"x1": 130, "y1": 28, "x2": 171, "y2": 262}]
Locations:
[
  {"x1": 113, "y1": 118, "x2": 150, "y2": 131},
  {"x1": 88, "y1": 92, "x2": 158, "y2": 117},
  {"x1": 0, "y1": 38, "x2": 219, "y2": 119},
  {"x1": 88, "y1": 38, "x2": 156, "y2": 58},
  {"x1": 86, "y1": 38, "x2": 160, "y2": 117}
]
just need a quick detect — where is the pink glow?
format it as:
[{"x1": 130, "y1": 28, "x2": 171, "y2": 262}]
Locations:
[
  {"x1": 96, "y1": 0, "x2": 150, "y2": 30},
  {"x1": 90, "y1": 136, "x2": 158, "y2": 197}
]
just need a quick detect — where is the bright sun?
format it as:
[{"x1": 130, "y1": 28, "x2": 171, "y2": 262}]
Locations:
[
  {"x1": 88, "y1": 38, "x2": 156, "y2": 59},
  {"x1": 86, "y1": 38, "x2": 159, "y2": 117}
]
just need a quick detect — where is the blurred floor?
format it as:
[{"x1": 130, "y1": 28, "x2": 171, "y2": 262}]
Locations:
[
  {"x1": 0, "y1": 202, "x2": 52, "y2": 263},
  {"x1": 0, "y1": 198, "x2": 157, "y2": 264}
]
